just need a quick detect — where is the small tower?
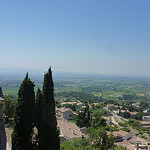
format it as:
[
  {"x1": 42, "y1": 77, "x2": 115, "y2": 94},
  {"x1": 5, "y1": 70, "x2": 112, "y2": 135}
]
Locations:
[{"x1": 0, "y1": 87, "x2": 6, "y2": 150}]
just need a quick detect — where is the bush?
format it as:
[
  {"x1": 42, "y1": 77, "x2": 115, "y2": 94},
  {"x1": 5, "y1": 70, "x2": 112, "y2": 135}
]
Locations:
[
  {"x1": 140, "y1": 136, "x2": 147, "y2": 139},
  {"x1": 118, "y1": 122, "x2": 127, "y2": 127},
  {"x1": 139, "y1": 132, "x2": 143, "y2": 135},
  {"x1": 121, "y1": 127, "x2": 130, "y2": 132}
]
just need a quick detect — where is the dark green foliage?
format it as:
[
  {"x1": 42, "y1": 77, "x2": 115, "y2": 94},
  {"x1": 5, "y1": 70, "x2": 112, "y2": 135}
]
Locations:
[
  {"x1": 128, "y1": 119, "x2": 140, "y2": 128},
  {"x1": 60, "y1": 138, "x2": 98, "y2": 150},
  {"x1": 118, "y1": 122, "x2": 127, "y2": 127},
  {"x1": 55, "y1": 91, "x2": 103, "y2": 103},
  {"x1": 3, "y1": 95, "x2": 16, "y2": 122},
  {"x1": 60, "y1": 128, "x2": 114, "y2": 150},
  {"x1": 119, "y1": 93, "x2": 138, "y2": 100},
  {"x1": 114, "y1": 145, "x2": 127, "y2": 150},
  {"x1": 12, "y1": 73, "x2": 35, "y2": 150},
  {"x1": 91, "y1": 112, "x2": 106, "y2": 129},
  {"x1": 88, "y1": 127, "x2": 114, "y2": 150},
  {"x1": 35, "y1": 88, "x2": 43, "y2": 149},
  {"x1": 121, "y1": 127, "x2": 130, "y2": 132},
  {"x1": 63, "y1": 104, "x2": 77, "y2": 111},
  {"x1": 136, "y1": 112, "x2": 144, "y2": 120},
  {"x1": 76, "y1": 105, "x2": 91, "y2": 128},
  {"x1": 41, "y1": 67, "x2": 59, "y2": 150},
  {"x1": 119, "y1": 111, "x2": 130, "y2": 118}
]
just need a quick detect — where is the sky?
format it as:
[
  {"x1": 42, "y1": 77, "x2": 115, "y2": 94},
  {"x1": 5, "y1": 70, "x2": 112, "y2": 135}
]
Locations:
[{"x1": 0, "y1": 0, "x2": 150, "y2": 75}]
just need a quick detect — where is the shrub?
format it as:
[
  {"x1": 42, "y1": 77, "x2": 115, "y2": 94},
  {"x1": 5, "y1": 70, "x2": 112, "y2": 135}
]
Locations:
[{"x1": 121, "y1": 127, "x2": 130, "y2": 132}]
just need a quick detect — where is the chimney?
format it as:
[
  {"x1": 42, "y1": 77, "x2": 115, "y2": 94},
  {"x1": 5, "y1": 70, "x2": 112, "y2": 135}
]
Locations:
[{"x1": 136, "y1": 142, "x2": 139, "y2": 150}]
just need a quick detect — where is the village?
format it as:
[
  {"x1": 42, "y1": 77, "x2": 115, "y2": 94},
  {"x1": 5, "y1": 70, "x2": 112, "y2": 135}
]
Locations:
[{"x1": 56, "y1": 101, "x2": 150, "y2": 150}]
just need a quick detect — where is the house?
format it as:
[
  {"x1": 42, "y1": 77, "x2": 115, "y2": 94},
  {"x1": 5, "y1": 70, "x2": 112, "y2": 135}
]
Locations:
[
  {"x1": 57, "y1": 117, "x2": 87, "y2": 143},
  {"x1": 107, "y1": 130, "x2": 132, "y2": 142},
  {"x1": 107, "y1": 104, "x2": 114, "y2": 110},
  {"x1": 140, "y1": 121, "x2": 150, "y2": 130},
  {"x1": 113, "y1": 130, "x2": 132, "y2": 141},
  {"x1": 120, "y1": 109, "x2": 126, "y2": 113},
  {"x1": 119, "y1": 109, "x2": 127, "y2": 115},
  {"x1": 119, "y1": 109, "x2": 137, "y2": 119},
  {"x1": 93, "y1": 103, "x2": 99, "y2": 106},
  {"x1": 77, "y1": 101, "x2": 83, "y2": 106},
  {"x1": 56, "y1": 107, "x2": 75, "y2": 120},
  {"x1": 61, "y1": 102, "x2": 77, "y2": 106},
  {"x1": 143, "y1": 110, "x2": 148, "y2": 113},
  {"x1": 102, "y1": 116, "x2": 112, "y2": 125},
  {"x1": 142, "y1": 116, "x2": 150, "y2": 121},
  {"x1": 129, "y1": 112, "x2": 137, "y2": 119},
  {"x1": 132, "y1": 102, "x2": 140, "y2": 107}
]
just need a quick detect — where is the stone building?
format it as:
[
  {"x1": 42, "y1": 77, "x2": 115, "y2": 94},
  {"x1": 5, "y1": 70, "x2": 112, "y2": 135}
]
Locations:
[
  {"x1": 0, "y1": 87, "x2": 6, "y2": 150},
  {"x1": 56, "y1": 107, "x2": 75, "y2": 120}
]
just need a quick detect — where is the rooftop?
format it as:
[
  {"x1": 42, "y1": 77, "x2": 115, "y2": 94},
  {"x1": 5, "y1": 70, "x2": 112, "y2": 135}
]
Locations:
[
  {"x1": 143, "y1": 116, "x2": 150, "y2": 118},
  {"x1": 129, "y1": 112, "x2": 137, "y2": 115},
  {"x1": 56, "y1": 107, "x2": 70, "y2": 113},
  {"x1": 113, "y1": 130, "x2": 131, "y2": 137},
  {"x1": 61, "y1": 102, "x2": 77, "y2": 105},
  {"x1": 57, "y1": 117, "x2": 87, "y2": 139},
  {"x1": 114, "y1": 140, "x2": 134, "y2": 150},
  {"x1": 140, "y1": 121, "x2": 150, "y2": 125}
]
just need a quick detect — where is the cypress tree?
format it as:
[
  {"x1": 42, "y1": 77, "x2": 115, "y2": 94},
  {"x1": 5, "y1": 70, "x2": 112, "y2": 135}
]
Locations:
[
  {"x1": 35, "y1": 88, "x2": 43, "y2": 150},
  {"x1": 12, "y1": 73, "x2": 35, "y2": 150},
  {"x1": 42, "y1": 67, "x2": 59, "y2": 150}
]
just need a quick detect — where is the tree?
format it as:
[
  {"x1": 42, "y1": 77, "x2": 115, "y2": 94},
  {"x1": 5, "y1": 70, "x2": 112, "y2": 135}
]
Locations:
[
  {"x1": 12, "y1": 73, "x2": 35, "y2": 150},
  {"x1": 88, "y1": 127, "x2": 114, "y2": 150},
  {"x1": 136, "y1": 112, "x2": 144, "y2": 120},
  {"x1": 76, "y1": 105, "x2": 91, "y2": 128},
  {"x1": 91, "y1": 112, "x2": 106, "y2": 128},
  {"x1": 3, "y1": 95, "x2": 16, "y2": 122},
  {"x1": 41, "y1": 67, "x2": 60, "y2": 150},
  {"x1": 35, "y1": 88, "x2": 43, "y2": 149}
]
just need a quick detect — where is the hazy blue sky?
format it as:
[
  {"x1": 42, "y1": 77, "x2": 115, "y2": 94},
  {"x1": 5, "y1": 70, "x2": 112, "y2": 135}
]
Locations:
[{"x1": 0, "y1": 0, "x2": 150, "y2": 75}]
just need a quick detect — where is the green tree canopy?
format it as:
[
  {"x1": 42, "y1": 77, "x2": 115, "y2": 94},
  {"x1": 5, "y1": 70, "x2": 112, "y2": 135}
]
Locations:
[{"x1": 12, "y1": 73, "x2": 35, "y2": 150}]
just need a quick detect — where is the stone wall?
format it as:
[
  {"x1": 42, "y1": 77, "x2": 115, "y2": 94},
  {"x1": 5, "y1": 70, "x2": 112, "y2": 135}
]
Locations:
[
  {"x1": 0, "y1": 118, "x2": 6, "y2": 150},
  {"x1": 0, "y1": 87, "x2": 6, "y2": 150}
]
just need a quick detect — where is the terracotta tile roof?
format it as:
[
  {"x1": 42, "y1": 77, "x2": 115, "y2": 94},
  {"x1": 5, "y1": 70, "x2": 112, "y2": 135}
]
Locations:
[
  {"x1": 73, "y1": 112, "x2": 78, "y2": 115},
  {"x1": 143, "y1": 116, "x2": 150, "y2": 118},
  {"x1": 61, "y1": 102, "x2": 77, "y2": 105},
  {"x1": 81, "y1": 106, "x2": 86, "y2": 108},
  {"x1": 102, "y1": 116, "x2": 110, "y2": 121},
  {"x1": 140, "y1": 121, "x2": 150, "y2": 125},
  {"x1": 129, "y1": 138, "x2": 138, "y2": 144},
  {"x1": 129, "y1": 112, "x2": 137, "y2": 115},
  {"x1": 56, "y1": 107, "x2": 70, "y2": 113},
  {"x1": 120, "y1": 110, "x2": 126, "y2": 113},
  {"x1": 57, "y1": 118, "x2": 87, "y2": 139},
  {"x1": 93, "y1": 103, "x2": 99, "y2": 106},
  {"x1": 113, "y1": 130, "x2": 131, "y2": 137}
]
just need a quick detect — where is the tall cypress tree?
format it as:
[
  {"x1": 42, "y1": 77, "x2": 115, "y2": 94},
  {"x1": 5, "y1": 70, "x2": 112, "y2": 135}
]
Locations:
[
  {"x1": 12, "y1": 73, "x2": 35, "y2": 150},
  {"x1": 35, "y1": 88, "x2": 43, "y2": 150},
  {"x1": 42, "y1": 67, "x2": 59, "y2": 150}
]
